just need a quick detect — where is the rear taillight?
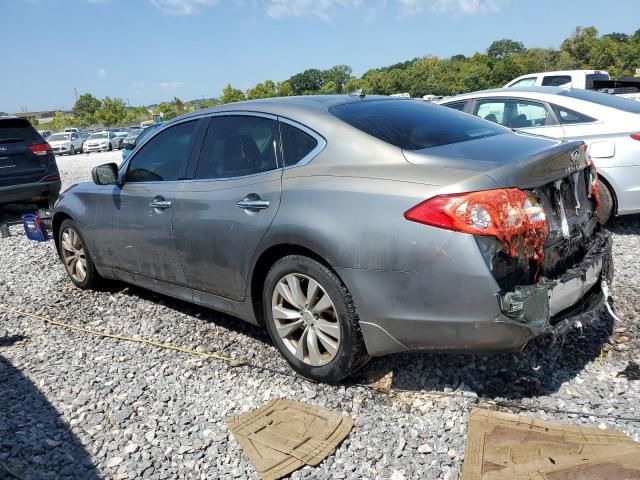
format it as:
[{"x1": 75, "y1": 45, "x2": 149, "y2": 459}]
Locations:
[
  {"x1": 631, "y1": 133, "x2": 640, "y2": 141},
  {"x1": 29, "y1": 143, "x2": 52, "y2": 156},
  {"x1": 405, "y1": 188, "x2": 548, "y2": 263}
]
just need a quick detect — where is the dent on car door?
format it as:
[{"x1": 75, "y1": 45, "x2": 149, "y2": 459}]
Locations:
[
  {"x1": 473, "y1": 98, "x2": 565, "y2": 139},
  {"x1": 110, "y1": 119, "x2": 202, "y2": 285},
  {"x1": 173, "y1": 114, "x2": 283, "y2": 301}
]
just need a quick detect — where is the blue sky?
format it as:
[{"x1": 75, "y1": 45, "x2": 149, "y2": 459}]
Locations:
[{"x1": 2, "y1": 0, "x2": 639, "y2": 113}]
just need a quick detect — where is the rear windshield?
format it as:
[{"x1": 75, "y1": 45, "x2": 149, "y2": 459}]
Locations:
[
  {"x1": 329, "y1": 100, "x2": 506, "y2": 150},
  {"x1": 559, "y1": 89, "x2": 640, "y2": 113},
  {"x1": 48, "y1": 133, "x2": 71, "y2": 141},
  {"x1": 0, "y1": 119, "x2": 42, "y2": 144}
]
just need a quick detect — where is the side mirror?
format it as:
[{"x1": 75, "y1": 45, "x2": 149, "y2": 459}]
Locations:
[
  {"x1": 92, "y1": 163, "x2": 119, "y2": 185},
  {"x1": 124, "y1": 141, "x2": 135, "y2": 150}
]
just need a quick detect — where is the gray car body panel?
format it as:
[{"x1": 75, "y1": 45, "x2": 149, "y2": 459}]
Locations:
[{"x1": 54, "y1": 95, "x2": 609, "y2": 357}]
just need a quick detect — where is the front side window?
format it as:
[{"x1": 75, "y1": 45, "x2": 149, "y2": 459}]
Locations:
[
  {"x1": 542, "y1": 75, "x2": 572, "y2": 87},
  {"x1": 280, "y1": 122, "x2": 318, "y2": 166},
  {"x1": 510, "y1": 77, "x2": 536, "y2": 87},
  {"x1": 474, "y1": 99, "x2": 551, "y2": 128},
  {"x1": 195, "y1": 116, "x2": 277, "y2": 179},
  {"x1": 552, "y1": 105, "x2": 596, "y2": 124},
  {"x1": 126, "y1": 121, "x2": 198, "y2": 182}
]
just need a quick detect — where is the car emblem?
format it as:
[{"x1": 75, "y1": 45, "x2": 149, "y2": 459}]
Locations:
[
  {"x1": 0, "y1": 146, "x2": 7, "y2": 152},
  {"x1": 570, "y1": 149, "x2": 581, "y2": 163}
]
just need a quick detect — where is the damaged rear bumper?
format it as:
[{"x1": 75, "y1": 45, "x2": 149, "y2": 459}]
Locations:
[{"x1": 498, "y1": 231, "x2": 613, "y2": 339}]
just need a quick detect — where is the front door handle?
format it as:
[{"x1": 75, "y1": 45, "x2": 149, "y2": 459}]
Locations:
[
  {"x1": 236, "y1": 198, "x2": 270, "y2": 211},
  {"x1": 149, "y1": 199, "x2": 172, "y2": 209}
]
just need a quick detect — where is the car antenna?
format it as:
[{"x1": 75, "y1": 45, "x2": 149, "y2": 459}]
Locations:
[{"x1": 349, "y1": 89, "x2": 366, "y2": 99}]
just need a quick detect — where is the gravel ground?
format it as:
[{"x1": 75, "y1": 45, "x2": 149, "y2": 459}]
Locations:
[{"x1": 1, "y1": 151, "x2": 640, "y2": 480}]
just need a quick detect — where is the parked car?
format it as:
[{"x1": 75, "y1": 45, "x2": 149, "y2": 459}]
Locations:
[
  {"x1": 64, "y1": 127, "x2": 80, "y2": 133},
  {"x1": 82, "y1": 131, "x2": 122, "y2": 152},
  {"x1": 38, "y1": 130, "x2": 52, "y2": 139},
  {"x1": 121, "y1": 123, "x2": 163, "y2": 161},
  {"x1": 52, "y1": 96, "x2": 611, "y2": 382},
  {"x1": 438, "y1": 86, "x2": 640, "y2": 223},
  {"x1": 505, "y1": 70, "x2": 640, "y2": 102},
  {"x1": 0, "y1": 117, "x2": 61, "y2": 208},
  {"x1": 47, "y1": 132, "x2": 84, "y2": 155}
]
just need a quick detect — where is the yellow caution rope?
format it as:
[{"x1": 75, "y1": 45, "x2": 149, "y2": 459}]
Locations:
[{"x1": 0, "y1": 304, "x2": 244, "y2": 366}]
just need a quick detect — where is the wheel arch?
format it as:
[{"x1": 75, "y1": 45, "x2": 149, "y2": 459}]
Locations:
[
  {"x1": 249, "y1": 243, "x2": 336, "y2": 326},
  {"x1": 52, "y1": 212, "x2": 73, "y2": 258},
  {"x1": 596, "y1": 171, "x2": 618, "y2": 216}
]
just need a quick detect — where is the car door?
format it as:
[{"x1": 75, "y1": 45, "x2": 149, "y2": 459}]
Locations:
[
  {"x1": 172, "y1": 113, "x2": 282, "y2": 301},
  {"x1": 109, "y1": 118, "x2": 202, "y2": 286},
  {"x1": 472, "y1": 98, "x2": 565, "y2": 139}
]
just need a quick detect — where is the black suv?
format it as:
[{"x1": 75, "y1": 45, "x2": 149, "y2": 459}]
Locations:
[{"x1": 0, "y1": 117, "x2": 61, "y2": 208}]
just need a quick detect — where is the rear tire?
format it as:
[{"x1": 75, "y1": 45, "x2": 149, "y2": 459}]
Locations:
[
  {"x1": 262, "y1": 255, "x2": 369, "y2": 382},
  {"x1": 597, "y1": 180, "x2": 614, "y2": 225},
  {"x1": 70, "y1": 145, "x2": 75, "y2": 155},
  {"x1": 58, "y1": 219, "x2": 101, "y2": 290},
  {"x1": 108, "y1": 143, "x2": 113, "y2": 151}
]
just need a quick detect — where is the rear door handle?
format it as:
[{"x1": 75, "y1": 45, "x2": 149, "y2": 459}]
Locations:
[
  {"x1": 236, "y1": 199, "x2": 270, "y2": 211},
  {"x1": 149, "y1": 199, "x2": 172, "y2": 209}
]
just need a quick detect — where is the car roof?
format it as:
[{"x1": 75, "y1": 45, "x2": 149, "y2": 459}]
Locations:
[
  {"x1": 442, "y1": 86, "x2": 570, "y2": 101},
  {"x1": 172, "y1": 94, "x2": 395, "y2": 124}
]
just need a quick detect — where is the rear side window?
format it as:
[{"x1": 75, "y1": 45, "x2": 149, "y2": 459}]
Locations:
[
  {"x1": 330, "y1": 100, "x2": 505, "y2": 151},
  {"x1": 126, "y1": 120, "x2": 198, "y2": 183},
  {"x1": 195, "y1": 116, "x2": 277, "y2": 179},
  {"x1": 551, "y1": 105, "x2": 596, "y2": 124},
  {"x1": 509, "y1": 77, "x2": 536, "y2": 87},
  {"x1": 280, "y1": 122, "x2": 318, "y2": 166},
  {"x1": 474, "y1": 99, "x2": 552, "y2": 128},
  {"x1": 542, "y1": 75, "x2": 572, "y2": 86},
  {"x1": 443, "y1": 101, "x2": 467, "y2": 112},
  {"x1": 0, "y1": 119, "x2": 42, "y2": 144},
  {"x1": 559, "y1": 89, "x2": 640, "y2": 114}
]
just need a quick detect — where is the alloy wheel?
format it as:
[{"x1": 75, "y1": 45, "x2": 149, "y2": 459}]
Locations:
[
  {"x1": 60, "y1": 227, "x2": 87, "y2": 283},
  {"x1": 271, "y1": 273, "x2": 341, "y2": 367}
]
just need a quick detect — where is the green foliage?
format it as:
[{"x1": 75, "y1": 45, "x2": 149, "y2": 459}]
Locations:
[
  {"x1": 220, "y1": 84, "x2": 246, "y2": 104},
  {"x1": 28, "y1": 117, "x2": 39, "y2": 127},
  {"x1": 73, "y1": 93, "x2": 101, "y2": 117},
  {"x1": 247, "y1": 80, "x2": 278, "y2": 100},
  {"x1": 155, "y1": 97, "x2": 191, "y2": 120},
  {"x1": 95, "y1": 97, "x2": 128, "y2": 127},
  {"x1": 487, "y1": 39, "x2": 525, "y2": 60}
]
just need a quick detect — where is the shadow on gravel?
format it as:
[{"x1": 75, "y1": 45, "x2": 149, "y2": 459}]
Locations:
[
  {"x1": 358, "y1": 308, "x2": 614, "y2": 400},
  {"x1": 0, "y1": 355, "x2": 99, "y2": 480},
  {"x1": 0, "y1": 335, "x2": 28, "y2": 347},
  {"x1": 606, "y1": 213, "x2": 640, "y2": 235}
]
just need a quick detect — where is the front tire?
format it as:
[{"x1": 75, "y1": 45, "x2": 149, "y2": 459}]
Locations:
[
  {"x1": 108, "y1": 142, "x2": 113, "y2": 151},
  {"x1": 262, "y1": 255, "x2": 368, "y2": 382},
  {"x1": 58, "y1": 219, "x2": 101, "y2": 290},
  {"x1": 597, "y1": 179, "x2": 614, "y2": 225},
  {"x1": 70, "y1": 145, "x2": 76, "y2": 155}
]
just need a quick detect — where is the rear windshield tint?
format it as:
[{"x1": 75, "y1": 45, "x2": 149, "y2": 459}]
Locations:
[
  {"x1": 329, "y1": 100, "x2": 506, "y2": 150},
  {"x1": 559, "y1": 89, "x2": 640, "y2": 113},
  {"x1": 0, "y1": 119, "x2": 42, "y2": 144}
]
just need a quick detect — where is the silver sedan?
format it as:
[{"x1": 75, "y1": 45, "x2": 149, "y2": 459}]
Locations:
[
  {"x1": 439, "y1": 86, "x2": 640, "y2": 223},
  {"x1": 52, "y1": 95, "x2": 611, "y2": 381}
]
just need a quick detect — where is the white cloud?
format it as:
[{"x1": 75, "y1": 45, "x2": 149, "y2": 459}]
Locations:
[
  {"x1": 266, "y1": 0, "x2": 362, "y2": 20},
  {"x1": 150, "y1": 0, "x2": 220, "y2": 14},
  {"x1": 155, "y1": 81, "x2": 185, "y2": 89},
  {"x1": 97, "y1": 68, "x2": 107, "y2": 79},
  {"x1": 398, "y1": 0, "x2": 508, "y2": 15},
  {"x1": 131, "y1": 80, "x2": 146, "y2": 89}
]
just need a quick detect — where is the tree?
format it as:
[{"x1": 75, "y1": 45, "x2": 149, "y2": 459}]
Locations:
[
  {"x1": 288, "y1": 69, "x2": 324, "y2": 95},
  {"x1": 28, "y1": 117, "x2": 39, "y2": 127},
  {"x1": 246, "y1": 80, "x2": 278, "y2": 100},
  {"x1": 73, "y1": 93, "x2": 101, "y2": 117},
  {"x1": 95, "y1": 97, "x2": 127, "y2": 126},
  {"x1": 220, "y1": 84, "x2": 246, "y2": 104},
  {"x1": 321, "y1": 65, "x2": 352, "y2": 93},
  {"x1": 276, "y1": 81, "x2": 294, "y2": 97},
  {"x1": 603, "y1": 32, "x2": 629, "y2": 43},
  {"x1": 487, "y1": 39, "x2": 525, "y2": 60}
]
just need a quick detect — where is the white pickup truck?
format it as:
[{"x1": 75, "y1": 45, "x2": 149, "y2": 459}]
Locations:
[{"x1": 506, "y1": 70, "x2": 640, "y2": 102}]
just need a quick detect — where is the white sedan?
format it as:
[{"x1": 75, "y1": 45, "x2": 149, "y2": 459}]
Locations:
[
  {"x1": 47, "y1": 132, "x2": 84, "y2": 155},
  {"x1": 82, "y1": 131, "x2": 122, "y2": 153},
  {"x1": 439, "y1": 86, "x2": 640, "y2": 223}
]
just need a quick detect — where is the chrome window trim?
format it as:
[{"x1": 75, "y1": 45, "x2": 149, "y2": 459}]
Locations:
[{"x1": 277, "y1": 116, "x2": 327, "y2": 169}]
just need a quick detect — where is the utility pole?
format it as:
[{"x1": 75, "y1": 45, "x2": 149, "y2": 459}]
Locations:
[{"x1": 74, "y1": 88, "x2": 78, "y2": 102}]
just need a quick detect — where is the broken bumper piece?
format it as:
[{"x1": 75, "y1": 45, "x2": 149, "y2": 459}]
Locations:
[{"x1": 498, "y1": 232, "x2": 612, "y2": 335}]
